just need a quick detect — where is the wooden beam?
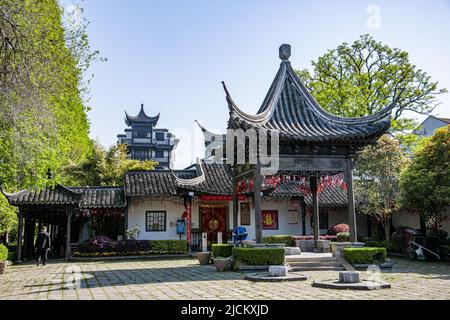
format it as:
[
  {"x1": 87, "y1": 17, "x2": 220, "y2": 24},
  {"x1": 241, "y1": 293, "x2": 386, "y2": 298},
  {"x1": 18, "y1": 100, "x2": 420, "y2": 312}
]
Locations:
[
  {"x1": 254, "y1": 163, "x2": 262, "y2": 243},
  {"x1": 345, "y1": 158, "x2": 357, "y2": 242},
  {"x1": 65, "y1": 207, "x2": 72, "y2": 261},
  {"x1": 232, "y1": 172, "x2": 239, "y2": 230},
  {"x1": 301, "y1": 198, "x2": 306, "y2": 236},
  {"x1": 16, "y1": 208, "x2": 24, "y2": 263},
  {"x1": 309, "y1": 176, "x2": 320, "y2": 244}
]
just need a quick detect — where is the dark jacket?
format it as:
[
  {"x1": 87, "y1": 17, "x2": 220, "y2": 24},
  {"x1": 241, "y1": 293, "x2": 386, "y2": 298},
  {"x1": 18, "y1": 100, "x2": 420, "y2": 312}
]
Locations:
[{"x1": 35, "y1": 232, "x2": 51, "y2": 251}]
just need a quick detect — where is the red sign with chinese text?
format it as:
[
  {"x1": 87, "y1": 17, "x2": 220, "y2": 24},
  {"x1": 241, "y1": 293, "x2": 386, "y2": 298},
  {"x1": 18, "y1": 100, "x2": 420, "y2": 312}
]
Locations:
[{"x1": 262, "y1": 210, "x2": 278, "y2": 230}]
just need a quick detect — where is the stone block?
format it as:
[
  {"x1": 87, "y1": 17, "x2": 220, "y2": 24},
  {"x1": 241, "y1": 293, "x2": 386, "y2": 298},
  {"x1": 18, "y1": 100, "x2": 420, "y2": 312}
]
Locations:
[
  {"x1": 284, "y1": 247, "x2": 301, "y2": 255},
  {"x1": 295, "y1": 239, "x2": 315, "y2": 252},
  {"x1": 339, "y1": 271, "x2": 360, "y2": 283},
  {"x1": 315, "y1": 240, "x2": 331, "y2": 253},
  {"x1": 269, "y1": 265, "x2": 289, "y2": 277}
]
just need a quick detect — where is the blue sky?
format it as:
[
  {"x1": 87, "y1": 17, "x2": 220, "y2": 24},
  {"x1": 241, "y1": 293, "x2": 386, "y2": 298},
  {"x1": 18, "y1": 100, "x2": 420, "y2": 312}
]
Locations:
[{"x1": 63, "y1": 0, "x2": 450, "y2": 168}]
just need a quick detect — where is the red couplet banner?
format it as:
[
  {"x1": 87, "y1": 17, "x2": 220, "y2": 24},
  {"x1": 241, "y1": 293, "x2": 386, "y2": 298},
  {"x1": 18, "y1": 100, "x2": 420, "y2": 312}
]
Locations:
[{"x1": 199, "y1": 195, "x2": 247, "y2": 202}]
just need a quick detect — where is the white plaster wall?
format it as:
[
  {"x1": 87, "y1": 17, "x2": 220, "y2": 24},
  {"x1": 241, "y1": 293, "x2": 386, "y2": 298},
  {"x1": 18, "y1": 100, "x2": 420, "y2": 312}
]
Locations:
[
  {"x1": 128, "y1": 198, "x2": 200, "y2": 240},
  {"x1": 128, "y1": 198, "x2": 372, "y2": 241},
  {"x1": 237, "y1": 200, "x2": 303, "y2": 240}
]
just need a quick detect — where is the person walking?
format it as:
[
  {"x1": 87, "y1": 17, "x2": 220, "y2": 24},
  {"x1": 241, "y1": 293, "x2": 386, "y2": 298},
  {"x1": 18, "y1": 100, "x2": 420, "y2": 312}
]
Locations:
[{"x1": 35, "y1": 226, "x2": 51, "y2": 266}]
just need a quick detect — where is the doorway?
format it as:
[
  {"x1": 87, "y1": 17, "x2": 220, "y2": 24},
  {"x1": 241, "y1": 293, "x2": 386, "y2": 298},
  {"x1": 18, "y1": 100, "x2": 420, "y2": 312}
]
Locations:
[{"x1": 200, "y1": 205, "x2": 227, "y2": 246}]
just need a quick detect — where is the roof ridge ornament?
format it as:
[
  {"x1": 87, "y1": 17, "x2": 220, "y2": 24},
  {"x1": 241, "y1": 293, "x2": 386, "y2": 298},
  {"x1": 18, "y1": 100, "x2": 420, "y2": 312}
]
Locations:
[{"x1": 279, "y1": 44, "x2": 291, "y2": 62}]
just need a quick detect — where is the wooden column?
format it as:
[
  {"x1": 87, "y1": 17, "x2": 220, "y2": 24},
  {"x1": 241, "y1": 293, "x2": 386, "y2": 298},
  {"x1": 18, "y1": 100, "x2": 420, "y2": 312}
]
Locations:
[
  {"x1": 124, "y1": 203, "x2": 129, "y2": 239},
  {"x1": 186, "y1": 193, "x2": 193, "y2": 251},
  {"x1": 232, "y1": 172, "x2": 239, "y2": 230},
  {"x1": 301, "y1": 198, "x2": 307, "y2": 236},
  {"x1": 310, "y1": 175, "x2": 320, "y2": 242},
  {"x1": 23, "y1": 211, "x2": 32, "y2": 260},
  {"x1": 254, "y1": 164, "x2": 262, "y2": 243},
  {"x1": 65, "y1": 207, "x2": 72, "y2": 260},
  {"x1": 16, "y1": 208, "x2": 24, "y2": 262},
  {"x1": 28, "y1": 218, "x2": 36, "y2": 259},
  {"x1": 345, "y1": 158, "x2": 357, "y2": 242}
]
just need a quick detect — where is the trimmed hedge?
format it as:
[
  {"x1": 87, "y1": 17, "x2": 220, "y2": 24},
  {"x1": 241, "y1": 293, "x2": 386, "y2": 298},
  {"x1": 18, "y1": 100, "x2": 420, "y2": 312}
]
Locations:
[
  {"x1": 343, "y1": 247, "x2": 386, "y2": 264},
  {"x1": 293, "y1": 235, "x2": 337, "y2": 241},
  {"x1": 0, "y1": 244, "x2": 8, "y2": 262},
  {"x1": 77, "y1": 239, "x2": 188, "y2": 255},
  {"x1": 262, "y1": 235, "x2": 294, "y2": 246},
  {"x1": 72, "y1": 251, "x2": 188, "y2": 258},
  {"x1": 149, "y1": 240, "x2": 188, "y2": 252},
  {"x1": 212, "y1": 244, "x2": 233, "y2": 258},
  {"x1": 232, "y1": 247, "x2": 284, "y2": 265}
]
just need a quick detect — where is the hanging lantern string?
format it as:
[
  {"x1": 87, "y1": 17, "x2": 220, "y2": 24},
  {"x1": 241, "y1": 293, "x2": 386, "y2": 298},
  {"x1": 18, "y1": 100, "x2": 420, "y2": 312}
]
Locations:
[{"x1": 236, "y1": 173, "x2": 347, "y2": 195}]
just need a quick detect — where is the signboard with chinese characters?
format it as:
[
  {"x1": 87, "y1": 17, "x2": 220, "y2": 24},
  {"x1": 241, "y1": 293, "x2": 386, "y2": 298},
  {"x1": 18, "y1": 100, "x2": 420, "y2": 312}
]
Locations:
[
  {"x1": 262, "y1": 210, "x2": 278, "y2": 230},
  {"x1": 288, "y1": 210, "x2": 298, "y2": 224},
  {"x1": 240, "y1": 203, "x2": 250, "y2": 225},
  {"x1": 279, "y1": 156, "x2": 346, "y2": 172}
]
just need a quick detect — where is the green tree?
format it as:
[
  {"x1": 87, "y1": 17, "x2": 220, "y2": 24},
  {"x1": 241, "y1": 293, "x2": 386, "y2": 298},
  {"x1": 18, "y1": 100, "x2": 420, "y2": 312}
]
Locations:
[
  {"x1": 0, "y1": 0, "x2": 98, "y2": 236},
  {"x1": 354, "y1": 135, "x2": 406, "y2": 241},
  {"x1": 296, "y1": 34, "x2": 447, "y2": 137},
  {"x1": 399, "y1": 125, "x2": 450, "y2": 229},
  {"x1": 63, "y1": 142, "x2": 158, "y2": 186}
]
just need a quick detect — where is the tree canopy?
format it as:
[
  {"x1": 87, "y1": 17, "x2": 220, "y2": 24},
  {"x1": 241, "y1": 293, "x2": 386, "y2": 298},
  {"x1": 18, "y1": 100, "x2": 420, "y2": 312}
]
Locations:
[
  {"x1": 399, "y1": 125, "x2": 450, "y2": 228},
  {"x1": 296, "y1": 34, "x2": 447, "y2": 135},
  {"x1": 62, "y1": 142, "x2": 158, "y2": 186},
  {"x1": 354, "y1": 135, "x2": 406, "y2": 241},
  {"x1": 0, "y1": 0, "x2": 97, "y2": 234}
]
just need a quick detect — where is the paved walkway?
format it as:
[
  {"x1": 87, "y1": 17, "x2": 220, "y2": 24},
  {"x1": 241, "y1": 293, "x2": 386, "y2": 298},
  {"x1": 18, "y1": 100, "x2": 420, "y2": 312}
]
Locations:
[{"x1": 1, "y1": 257, "x2": 449, "y2": 300}]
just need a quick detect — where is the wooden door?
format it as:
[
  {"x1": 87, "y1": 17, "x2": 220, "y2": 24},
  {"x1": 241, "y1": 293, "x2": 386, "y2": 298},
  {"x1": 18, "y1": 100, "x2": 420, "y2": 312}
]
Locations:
[{"x1": 200, "y1": 206, "x2": 227, "y2": 245}]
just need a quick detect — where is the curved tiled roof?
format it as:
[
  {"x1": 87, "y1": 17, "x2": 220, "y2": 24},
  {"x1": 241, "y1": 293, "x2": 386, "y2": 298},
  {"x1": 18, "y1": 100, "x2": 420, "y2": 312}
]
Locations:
[
  {"x1": 225, "y1": 44, "x2": 395, "y2": 145},
  {"x1": 1, "y1": 185, "x2": 126, "y2": 208},
  {"x1": 176, "y1": 160, "x2": 233, "y2": 195},
  {"x1": 125, "y1": 104, "x2": 160, "y2": 126},
  {"x1": 1, "y1": 185, "x2": 81, "y2": 206},
  {"x1": 68, "y1": 186, "x2": 125, "y2": 208},
  {"x1": 266, "y1": 181, "x2": 350, "y2": 208}
]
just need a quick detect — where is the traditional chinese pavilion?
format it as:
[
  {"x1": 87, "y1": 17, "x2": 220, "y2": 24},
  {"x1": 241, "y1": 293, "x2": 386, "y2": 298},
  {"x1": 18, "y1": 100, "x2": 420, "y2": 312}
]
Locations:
[{"x1": 198, "y1": 44, "x2": 394, "y2": 245}]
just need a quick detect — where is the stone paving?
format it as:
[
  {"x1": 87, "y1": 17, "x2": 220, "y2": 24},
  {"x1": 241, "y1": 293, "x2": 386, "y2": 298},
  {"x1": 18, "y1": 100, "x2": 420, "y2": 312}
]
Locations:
[{"x1": 1, "y1": 257, "x2": 450, "y2": 300}]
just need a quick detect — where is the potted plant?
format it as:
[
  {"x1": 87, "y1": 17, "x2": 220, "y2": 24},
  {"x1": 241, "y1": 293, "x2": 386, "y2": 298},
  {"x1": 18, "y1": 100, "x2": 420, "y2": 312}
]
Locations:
[
  {"x1": 0, "y1": 244, "x2": 8, "y2": 275},
  {"x1": 213, "y1": 256, "x2": 232, "y2": 272},
  {"x1": 196, "y1": 251, "x2": 211, "y2": 265}
]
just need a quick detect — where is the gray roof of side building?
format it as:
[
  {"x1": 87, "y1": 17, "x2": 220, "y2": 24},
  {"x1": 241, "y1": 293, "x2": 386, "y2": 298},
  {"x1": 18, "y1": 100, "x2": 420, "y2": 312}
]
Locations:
[{"x1": 1, "y1": 185, "x2": 126, "y2": 208}]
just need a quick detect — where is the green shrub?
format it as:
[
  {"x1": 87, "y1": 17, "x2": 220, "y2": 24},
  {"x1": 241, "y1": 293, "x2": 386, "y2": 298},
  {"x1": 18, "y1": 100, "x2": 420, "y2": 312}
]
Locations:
[
  {"x1": 212, "y1": 244, "x2": 233, "y2": 258},
  {"x1": 343, "y1": 247, "x2": 386, "y2": 264},
  {"x1": 0, "y1": 244, "x2": 8, "y2": 262},
  {"x1": 365, "y1": 240, "x2": 403, "y2": 253},
  {"x1": 7, "y1": 251, "x2": 16, "y2": 262},
  {"x1": 166, "y1": 240, "x2": 188, "y2": 252},
  {"x1": 262, "y1": 235, "x2": 294, "y2": 246},
  {"x1": 149, "y1": 240, "x2": 188, "y2": 253},
  {"x1": 232, "y1": 247, "x2": 284, "y2": 265},
  {"x1": 337, "y1": 232, "x2": 350, "y2": 242},
  {"x1": 364, "y1": 241, "x2": 390, "y2": 248}
]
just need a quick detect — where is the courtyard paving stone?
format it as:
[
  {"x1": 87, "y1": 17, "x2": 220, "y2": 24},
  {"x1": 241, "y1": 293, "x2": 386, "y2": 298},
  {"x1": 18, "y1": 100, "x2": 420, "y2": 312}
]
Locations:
[{"x1": 0, "y1": 257, "x2": 449, "y2": 300}]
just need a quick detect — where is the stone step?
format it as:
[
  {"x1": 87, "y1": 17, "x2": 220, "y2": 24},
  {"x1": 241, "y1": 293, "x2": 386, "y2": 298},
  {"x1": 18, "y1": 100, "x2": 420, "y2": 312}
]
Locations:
[
  {"x1": 285, "y1": 256, "x2": 337, "y2": 263},
  {"x1": 287, "y1": 261, "x2": 342, "y2": 268},
  {"x1": 289, "y1": 266, "x2": 345, "y2": 272}
]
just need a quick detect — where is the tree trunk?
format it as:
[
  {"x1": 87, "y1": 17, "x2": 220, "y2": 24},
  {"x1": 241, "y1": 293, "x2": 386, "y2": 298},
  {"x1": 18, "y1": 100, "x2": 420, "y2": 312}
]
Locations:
[{"x1": 383, "y1": 218, "x2": 391, "y2": 242}]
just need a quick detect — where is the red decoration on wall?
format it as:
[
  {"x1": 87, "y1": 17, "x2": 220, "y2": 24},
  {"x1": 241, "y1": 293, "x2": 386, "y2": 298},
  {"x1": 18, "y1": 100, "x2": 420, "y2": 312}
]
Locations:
[
  {"x1": 199, "y1": 195, "x2": 246, "y2": 202},
  {"x1": 261, "y1": 210, "x2": 278, "y2": 230}
]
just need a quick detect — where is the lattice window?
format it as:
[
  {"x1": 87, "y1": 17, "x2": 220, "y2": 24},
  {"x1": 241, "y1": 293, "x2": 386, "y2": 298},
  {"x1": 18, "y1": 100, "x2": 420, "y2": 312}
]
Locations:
[
  {"x1": 145, "y1": 211, "x2": 166, "y2": 232},
  {"x1": 319, "y1": 209, "x2": 329, "y2": 229}
]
